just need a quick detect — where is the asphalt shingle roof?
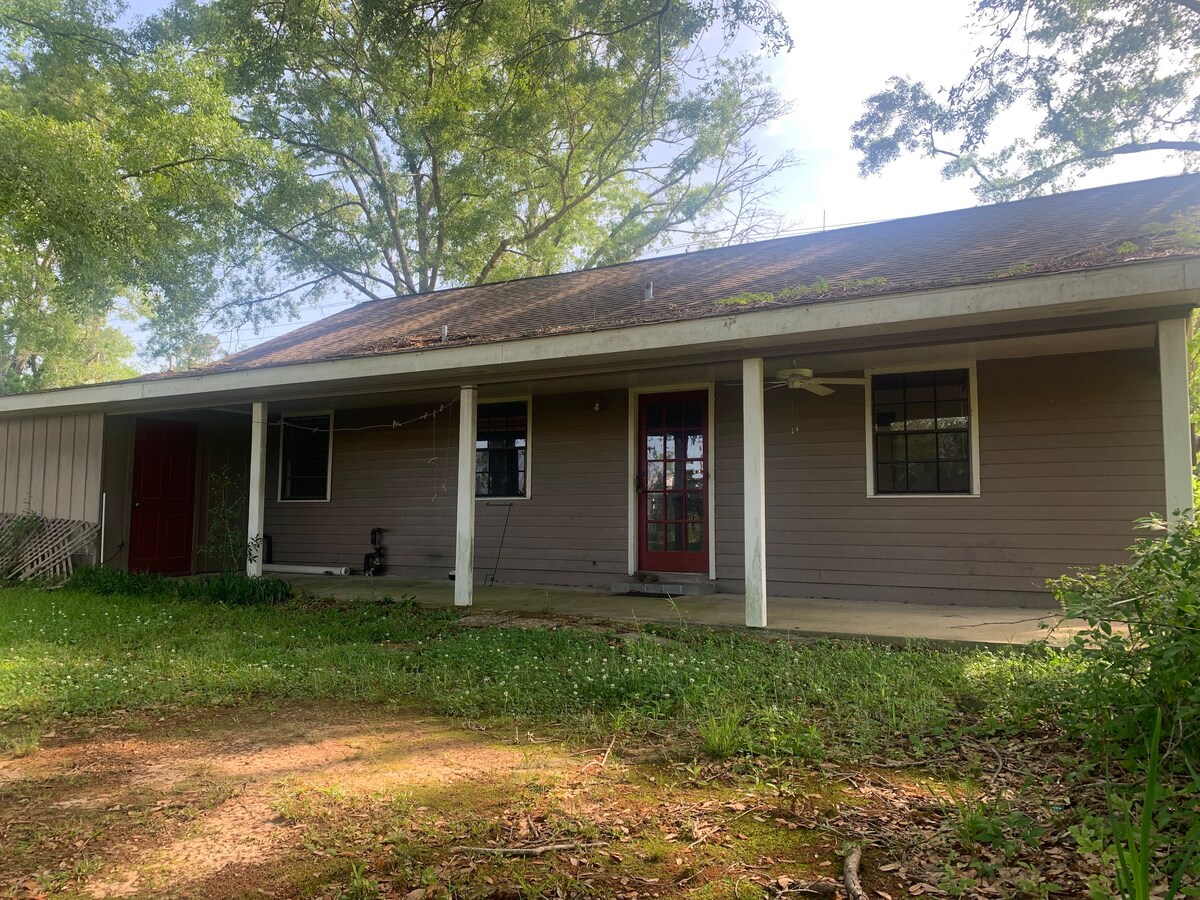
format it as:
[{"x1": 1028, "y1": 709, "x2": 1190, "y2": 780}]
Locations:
[{"x1": 210, "y1": 174, "x2": 1200, "y2": 373}]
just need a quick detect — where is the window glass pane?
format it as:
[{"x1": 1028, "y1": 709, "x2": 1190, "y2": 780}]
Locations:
[
  {"x1": 646, "y1": 435, "x2": 664, "y2": 460},
  {"x1": 870, "y1": 369, "x2": 971, "y2": 494},
  {"x1": 646, "y1": 523, "x2": 665, "y2": 552},
  {"x1": 686, "y1": 492, "x2": 703, "y2": 520},
  {"x1": 667, "y1": 492, "x2": 684, "y2": 521},
  {"x1": 907, "y1": 433, "x2": 936, "y2": 461},
  {"x1": 685, "y1": 460, "x2": 704, "y2": 489},
  {"x1": 686, "y1": 433, "x2": 704, "y2": 459},
  {"x1": 905, "y1": 402, "x2": 936, "y2": 431},
  {"x1": 647, "y1": 494, "x2": 665, "y2": 520},
  {"x1": 686, "y1": 523, "x2": 704, "y2": 551},
  {"x1": 664, "y1": 461, "x2": 678, "y2": 490},
  {"x1": 476, "y1": 401, "x2": 529, "y2": 497},
  {"x1": 664, "y1": 433, "x2": 678, "y2": 460},
  {"x1": 666, "y1": 523, "x2": 683, "y2": 551},
  {"x1": 647, "y1": 461, "x2": 664, "y2": 490},
  {"x1": 907, "y1": 462, "x2": 937, "y2": 492},
  {"x1": 939, "y1": 461, "x2": 970, "y2": 492},
  {"x1": 684, "y1": 399, "x2": 703, "y2": 430},
  {"x1": 281, "y1": 415, "x2": 331, "y2": 500},
  {"x1": 937, "y1": 432, "x2": 968, "y2": 461}
]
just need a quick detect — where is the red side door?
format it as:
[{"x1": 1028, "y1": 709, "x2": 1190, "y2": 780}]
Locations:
[
  {"x1": 637, "y1": 391, "x2": 709, "y2": 574},
  {"x1": 128, "y1": 420, "x2": 198, "y2": 575}
]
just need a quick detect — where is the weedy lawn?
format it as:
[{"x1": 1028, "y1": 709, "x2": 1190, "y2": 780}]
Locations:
[{"x1": 0, "y1": 584, "x2": 1181, "y2": 898}]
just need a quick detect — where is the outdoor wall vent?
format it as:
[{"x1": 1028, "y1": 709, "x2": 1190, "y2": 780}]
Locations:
[
  {"x1": 440, "y1": 324, "x2": 448, "y2": 342},
  {"x1": 644, "y1": 281, "x2": 653, "y2": 302}
]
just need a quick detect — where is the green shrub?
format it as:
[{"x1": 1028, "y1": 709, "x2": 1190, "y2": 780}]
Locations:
[
  {"x1": 176, "y1": 571, "x2": 293, "y2": 605},
  {"x1": 1048, "y1": 514, "x2": 1200, "y2": 768},
  {"x1": 64, "y1": 566, "x2": 292, "y2": 605},
  {"x1": 64, "y1": 567, "x2": 174, "y2": 597}
]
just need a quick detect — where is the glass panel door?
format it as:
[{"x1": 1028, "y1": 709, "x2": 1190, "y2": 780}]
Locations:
[{"x1": 638, "y1": 391, "x2": 709, "y2": 574}]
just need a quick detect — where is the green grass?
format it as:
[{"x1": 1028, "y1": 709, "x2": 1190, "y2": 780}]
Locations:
[{"x1": 0, "y1": 585, "x2": 1081, "y2": 760}]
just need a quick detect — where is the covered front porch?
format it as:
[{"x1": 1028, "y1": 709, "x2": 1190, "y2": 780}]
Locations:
[
  {"x1": 84, "y1": 313, "x2": 1192, "y2": 629},
  {"x1": 280, "y1": 574, "x2": 1084, "y2": 649}
]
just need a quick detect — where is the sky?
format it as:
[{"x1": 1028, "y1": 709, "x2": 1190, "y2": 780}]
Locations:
[{"x1": 122, "y1": 0, "x2": 1188, "y2": 357}]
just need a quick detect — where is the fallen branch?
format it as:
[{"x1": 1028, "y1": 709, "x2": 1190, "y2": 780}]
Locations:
[
  {"x1": 844, "y1": 845, "x2": 867, "y2": 900},
  {"x1": 451, "y1": 841, "x2": 607, "y2": 857}
]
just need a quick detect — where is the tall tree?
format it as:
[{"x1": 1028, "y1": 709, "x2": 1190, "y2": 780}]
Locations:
[
  {"x1": 0, "y1": 0, "x2": 275, "y2": 390},
  {"x1": 1, "y1": 0, "x2": 794, "y2": 389},
  {"x1": 167, "y1": 0, "x2": 795, "y2": 313},
  {"x1": 851, "y1": 0, "x2": 1200, "y2": 202}
]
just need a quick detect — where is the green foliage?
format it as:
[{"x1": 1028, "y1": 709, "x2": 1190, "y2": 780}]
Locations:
[
  {"x1": 698, "y1": 709, "x2": 752, "y2": 758},
  {"x1": 852, "y1": 0, "x2": 1200, "y2": 201},
  {"x1": 0, "y1": 583, "x2": 1076, "y2": 766},
  {"x1": 0, "y1": 511, "x2": 43, "y2": 580},
  {"x1": 1048, "y1": 514, "x2": 1200, "y2": 768},
  {"x1": 176, "y1": 0, "x2": 794, "y2": 298},
  {"x1": 714, "y1": 275, "x2": 886, "y2": 305},
  {"x1": 1103, "y1": 714, "x2": 1200, "y2": 899},
  {"x1": 63, "y1": 566, "x2": 292, "y2": 605},
  {"x1": 198, "y1": 465, "x2": 256, "y2": 573},
  {"x1": 0, "y1": 0, "x2": 272, "y2": 387}
]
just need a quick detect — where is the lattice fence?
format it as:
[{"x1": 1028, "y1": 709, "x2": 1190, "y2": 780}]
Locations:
[{"x1": 0, "y1": 512, "x2": 100, "y2": 584}]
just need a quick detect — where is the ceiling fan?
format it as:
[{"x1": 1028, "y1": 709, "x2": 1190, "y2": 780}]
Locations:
[{"x1": 767, "y1": 367, "x2": 866, "y2": 396}]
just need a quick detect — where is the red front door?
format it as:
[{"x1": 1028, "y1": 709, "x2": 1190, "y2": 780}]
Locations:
[
  {"x1": 637, "y1": 391, "x2": 709, "y2": 574},
  {"x1": 128, "y1": 419, "x2": 198, "y2": 575}
]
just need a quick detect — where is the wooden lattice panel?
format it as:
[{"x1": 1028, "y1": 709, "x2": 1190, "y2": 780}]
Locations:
[{"x1": 0, "y1": 513, "x2": 100, "y2": 584}]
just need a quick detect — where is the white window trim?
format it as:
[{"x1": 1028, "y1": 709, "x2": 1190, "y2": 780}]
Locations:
[
  {"x1": 277, "y1": 410, "x2": 334, "y2": 503},
  {"x1": 475, "y1": 395, "x2": 533, "y2": 501},
  {"x1": 864, "y1": 362, "x2": 981, "y2": 498},
  {"x1": 626, "y1": 383, "x2": 717, "y2": 580}
]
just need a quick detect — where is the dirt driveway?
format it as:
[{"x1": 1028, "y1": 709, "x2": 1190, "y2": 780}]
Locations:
[{"x1": 0, "y1": 703, "x2": 843, "y2": 899}]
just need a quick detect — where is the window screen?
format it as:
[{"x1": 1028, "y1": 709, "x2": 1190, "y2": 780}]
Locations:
[
  {"x1": 279, "y1": 414, "x2": 332, "y2": 501},
  {"x1": 476, "y1": 401, "x2": 527, "y2": 498},
  {"x1": 872, "y1": 370, "x2": 971, "y2": 494}
]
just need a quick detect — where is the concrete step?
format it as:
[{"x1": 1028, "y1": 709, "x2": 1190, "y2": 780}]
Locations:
[{"x1": 612, "y1": 574, "x2": 719, "y2": 597}]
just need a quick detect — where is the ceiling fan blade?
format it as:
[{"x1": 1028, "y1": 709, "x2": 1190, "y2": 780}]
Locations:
[
  {"x1": 816, "y1": 377, "x2": 867, "y2": 386},
  {"x1": 799, "y1": 382, "x2": 836, "y2": 396}
]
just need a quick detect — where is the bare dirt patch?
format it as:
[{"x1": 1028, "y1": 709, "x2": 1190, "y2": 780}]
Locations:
[{"x1": 0, "y1": 703, "x2": 838, "y2": 900}]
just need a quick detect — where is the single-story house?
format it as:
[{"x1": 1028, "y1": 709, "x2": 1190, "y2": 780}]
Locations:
[{"x1": 2, "y1": 174, "x2": 1197, "y2": 626}]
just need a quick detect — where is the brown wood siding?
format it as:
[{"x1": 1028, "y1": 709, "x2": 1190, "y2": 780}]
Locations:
[
  {"x1": 714, "y1": 348, "x2": 1164, "y2": 606},
  {"x1": 0, "y1": 413, "x2": 104, "y2": 522},
  {"x1": 260, "y1": 348, "x2": 1164, "y2": 607},
  {"x1": 264, "y1": 391, "x2": 629, "y2": 587}
]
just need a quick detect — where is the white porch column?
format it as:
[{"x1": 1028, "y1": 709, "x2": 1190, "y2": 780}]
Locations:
[
  {"x1": 246, "y1": 401, "x2": 268, "y2": 577},
  {"x1": 455, "y1": 385, "x2": 478, "y2": 606},
  {"x1": 1159, "y1": 317, "x2": 1194, "y2": 521},
  {"x1": 742, "y1": 357, "x2": 767, "y2": 628}
]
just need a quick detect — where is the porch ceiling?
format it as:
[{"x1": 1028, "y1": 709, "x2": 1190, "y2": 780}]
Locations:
[{"x1": 243, "y1": 321, "x2": 1158, "y2": 414}]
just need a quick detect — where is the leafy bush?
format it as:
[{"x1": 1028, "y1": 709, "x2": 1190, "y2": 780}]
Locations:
[
  {"x1": 65, "y1": 566, "x2": 292, "y2": 605},
  {"x1": 64, "y1": 566, "x2": 174, "y2": 597},
  {"x1": 1048, "y1": 514, "x2": 1200, "y2": 767},
  {"x1": 177, "y1": 571, "x2": 292, "y2": 605}
]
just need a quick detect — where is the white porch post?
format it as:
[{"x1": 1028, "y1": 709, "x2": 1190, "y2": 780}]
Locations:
[
  {"x1": 455, "y1": 385, "x2": 478, "y2": 606},
  {"x1": 1159, "y1": 317, "x2": 1194, "y2": 521},
  {"x1": 742, "y1": 358, "x2": 767, "y2": 628},
  {"x1": 247, "y1": 401, "x2": 268, "y2": 577}
]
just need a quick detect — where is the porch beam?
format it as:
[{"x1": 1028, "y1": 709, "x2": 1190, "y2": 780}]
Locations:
[
  {"x1": 455, "y1": 385, "x2": 477, "y2": 606},
  {"x1": 742, "y1": 358, "x2": 767, "y2": 628},
  {"x1": 247, "y1": 401, "x2": 268, "y2": 577},
  {"x1": 1158, "y1": 317, "x2": 1194, "y2": 521}
]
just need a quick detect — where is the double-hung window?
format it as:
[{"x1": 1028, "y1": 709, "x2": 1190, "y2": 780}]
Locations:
[
  {"x1": 279, "y1": 414, "x2": 333, "y2": 501},
  {"x1": 870, "y1": 369, "x2": 975, "y2": 495},
  {"x1": 476, "y1": 401, "x2": 529, "y2": 498}
]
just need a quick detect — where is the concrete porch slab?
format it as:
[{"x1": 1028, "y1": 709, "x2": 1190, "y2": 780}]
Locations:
[{"x1": 280, "y1": 575, "x2": 1085, "y2": 650}]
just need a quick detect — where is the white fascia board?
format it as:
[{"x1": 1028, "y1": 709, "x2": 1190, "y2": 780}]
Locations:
[{"x1": 3, "y1": 259, "x2": 1198, "y2": 418}]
